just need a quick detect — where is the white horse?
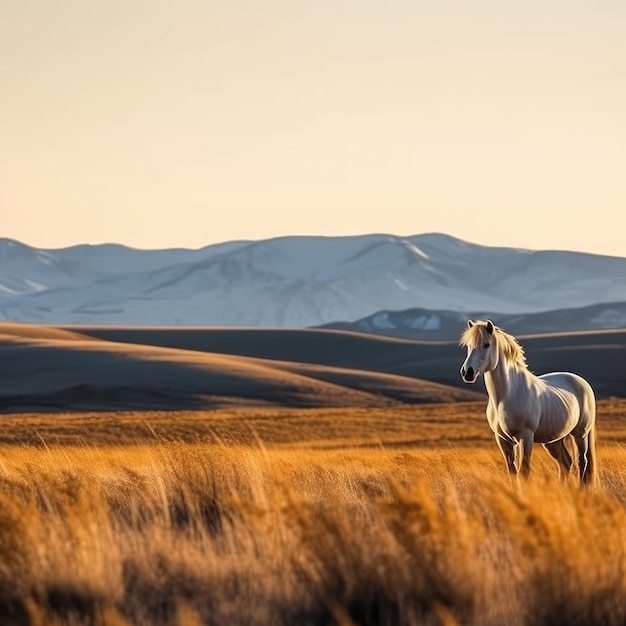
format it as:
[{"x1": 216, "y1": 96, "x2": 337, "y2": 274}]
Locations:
[{"x1": 459, "y1": 320, "x2": 597, "y2": 485}]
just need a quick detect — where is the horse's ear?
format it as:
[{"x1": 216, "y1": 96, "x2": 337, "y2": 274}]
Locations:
[
  {"x1": 486, "y1": 320, "x2": 494, "y2": 334},
  {"x1": 467, "y1": 320, "x2": 474, "y2": 328}
]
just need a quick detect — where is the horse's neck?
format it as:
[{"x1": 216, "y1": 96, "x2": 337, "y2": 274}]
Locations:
[{"x1": 484, "y1": 357, "x2": 527, "y2": 406}]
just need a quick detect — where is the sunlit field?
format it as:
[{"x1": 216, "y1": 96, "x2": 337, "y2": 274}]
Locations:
[{"x1": 1, "y1": 402, "x2": 626, "y2": 626}]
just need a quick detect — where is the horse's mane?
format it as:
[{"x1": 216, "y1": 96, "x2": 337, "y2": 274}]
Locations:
[{"x1": 460, "y1": 321, "x2": 527, "y2": 369}]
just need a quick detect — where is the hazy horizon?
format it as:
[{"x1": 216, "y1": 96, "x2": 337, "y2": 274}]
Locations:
[{"x1": 2, "y1": 1, "x2": 624, "y2": 256}]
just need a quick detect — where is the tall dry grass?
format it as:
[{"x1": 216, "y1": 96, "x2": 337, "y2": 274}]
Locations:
[{"x1": 0, "y1": 437, "x2": 625, "y2": 626}]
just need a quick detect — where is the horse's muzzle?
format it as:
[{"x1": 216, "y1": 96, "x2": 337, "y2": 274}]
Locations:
[{"x1": 460, "y1": 366, "x2": 476, "y2": 383}]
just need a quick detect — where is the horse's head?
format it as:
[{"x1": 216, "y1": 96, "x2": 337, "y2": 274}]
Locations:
[{"x1": 459, "y1": 319, "x2": 498, "y2": 383}]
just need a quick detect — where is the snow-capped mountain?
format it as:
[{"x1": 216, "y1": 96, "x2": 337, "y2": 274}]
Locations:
[
  {"x1": 2, "y1": 233, "x2": 626, "y2": 328},
  {"x1": 321, "y1": 301, "x2": 626, "y2": 341}
]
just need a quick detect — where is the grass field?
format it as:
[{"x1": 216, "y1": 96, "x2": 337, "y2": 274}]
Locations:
[{"x1": 1, "y1": 402, "x2": 626, "y2": 626}]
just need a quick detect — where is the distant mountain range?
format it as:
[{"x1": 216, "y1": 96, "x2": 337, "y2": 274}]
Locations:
[
  {"x1": 320, "y1": 301, "x2": 626, "y2": 341},
  {"x1": 2, "y1": 233, "x2": 626, "y2": 332}
]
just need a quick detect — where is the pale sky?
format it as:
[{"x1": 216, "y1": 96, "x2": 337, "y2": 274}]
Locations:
[{"x1": 1, "y1": 1, "x2": 625, "y2": 255}]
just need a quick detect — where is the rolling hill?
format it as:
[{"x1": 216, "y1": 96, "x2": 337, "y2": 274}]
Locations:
[
  {"x1": 56, "y1": 324, "x2": 626, "y2": 402},
  {"x1": 0, "y1": 323, "x2": 481, "y2": 412}
]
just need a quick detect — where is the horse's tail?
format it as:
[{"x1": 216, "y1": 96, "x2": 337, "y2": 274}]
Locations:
[
  {"x1": 579, "y1": 380, "x2": 599, "y2": 487},
  {"x1": 576, "y1": 414, "x2": 599, "y2": 487},
  {"x1": 584, "y1": 421, "x2": 599, "y2": 487}
]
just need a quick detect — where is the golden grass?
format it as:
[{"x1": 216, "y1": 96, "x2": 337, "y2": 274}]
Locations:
[
  {"x1": 0, "y1": 403, "x2": 626, "y2": 625},
  {"x1": 0, "y1": 403, "x2": 540, "y2": 448}
]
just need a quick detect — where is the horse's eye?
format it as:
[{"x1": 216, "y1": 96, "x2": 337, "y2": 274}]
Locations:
[{"x1": 483, "y1": 343, "x2": 490, "y2": 349}]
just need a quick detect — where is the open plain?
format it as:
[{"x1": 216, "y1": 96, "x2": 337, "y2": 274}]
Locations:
[{"x1": 0, "y1": 323, "x2": 626, "y2": 625}]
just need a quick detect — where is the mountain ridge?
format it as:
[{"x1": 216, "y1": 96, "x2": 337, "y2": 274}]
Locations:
[{"x1": 3, "y1": 233, "x2": 626, "y2": 328}]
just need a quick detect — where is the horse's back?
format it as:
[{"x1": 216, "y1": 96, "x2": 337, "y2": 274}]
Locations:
[{"x1": 539, "y1": 371, "x2": 591, "y2": 394}]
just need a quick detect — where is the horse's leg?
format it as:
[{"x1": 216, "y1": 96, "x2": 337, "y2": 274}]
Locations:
[
  {"x1": 495, "y1": 435, "x2": 517, "y2": 475},
  {"x1": 518, "y1": 430, "x2": 534, "y2": 478},
  {"x1": 543, "y1": 439, "x2": 572, "y2": 482}
]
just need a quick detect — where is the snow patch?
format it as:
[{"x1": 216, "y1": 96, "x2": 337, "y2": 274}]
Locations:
[
  {"x1": 408, "y1": 315, "x2": 441, "y2": 331},
  {"x1": 590, "y1": 309, "x2": 626, "y2": 328},
  {"x1": 24, "y1": 279, "x2": 48, "y2": 292},
  {"x1": 401, "y1": 240, "x2": 429, "y2": 260},
  {"x1": 370, "y1": 312, "x2": 395, "y2": 330},
  {"x1": 0, "y1": 283, "x2": 18, "y2": 296}
]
